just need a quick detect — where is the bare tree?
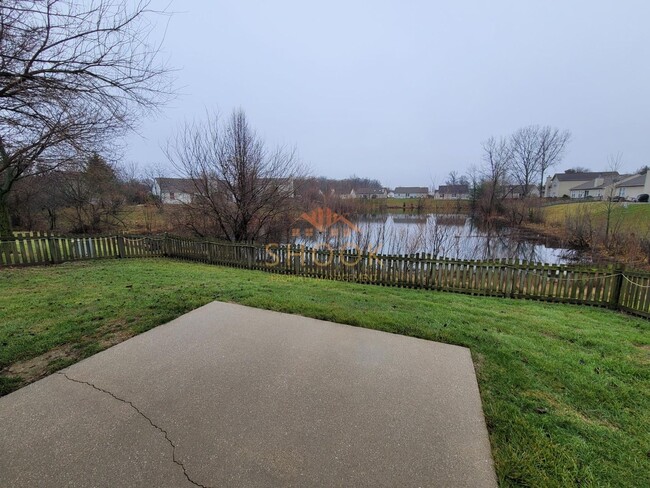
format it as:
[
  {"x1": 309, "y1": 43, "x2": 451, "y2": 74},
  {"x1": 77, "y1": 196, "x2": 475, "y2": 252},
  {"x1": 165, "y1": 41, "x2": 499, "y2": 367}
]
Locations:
[
  {"x1": 537, "y1": 126, "x2": 571, "y2": 196},
  {"x1": 510, "y1": 125, "x2": 541, "y2": 197},
  {"x1": 10, "y1": 171, "x2": 65, "y2": 231},
  {"x1": 446, "y1": 171, "x2": 459, "y2": 186},
  {"x1": 166, "y1": 109, "x2": 307, "y2": 243},
  {"x1": 444, "y1": 171, "x2": 469, "y2": 188},
  {"x1": 602, "y1": 152, "x2": 625, "y2": 247},
  {"x1": 0, "y1": 0, "x2": 173, "y2": 235},
  {"x1": 479, "y1": 136, "x2": 512, "y2": 217},
  {"x1": 606, "y1": 152, "x2": 624, "y2": 173},
  {"x1": 58, "y1": 154, "x2": 125, "y2": 234}
]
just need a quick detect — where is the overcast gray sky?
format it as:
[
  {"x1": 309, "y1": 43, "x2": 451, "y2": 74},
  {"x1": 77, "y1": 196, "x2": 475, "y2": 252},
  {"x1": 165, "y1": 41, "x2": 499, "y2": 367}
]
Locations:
[{"x1": 126, "y1": 0, "x2": 650, "y2": 187}]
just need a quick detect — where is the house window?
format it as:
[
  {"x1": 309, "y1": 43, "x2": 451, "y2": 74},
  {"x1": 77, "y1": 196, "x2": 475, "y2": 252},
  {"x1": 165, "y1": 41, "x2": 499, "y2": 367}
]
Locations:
[{"x1": 170, "y1": 192, "x2": 175, "y2": 200}]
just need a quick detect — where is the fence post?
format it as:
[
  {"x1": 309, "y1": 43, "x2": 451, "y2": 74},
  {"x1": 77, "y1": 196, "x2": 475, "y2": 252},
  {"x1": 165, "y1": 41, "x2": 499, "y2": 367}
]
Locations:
[
  {"x1": 162, "y1": 233, "x2": 169, "y2": 257},
  {"x1": 507, "y1": 258, "x2": 515, "y2": 298},
  {"x1": 48, "y1": 234, "x2": 60, "y2": 263},
  {"x1": 117, "y1": 235, "x2": 126, "y2": 258},
  {"x1": 610, "y1": 265, "x2": 625, "y2": 310}
]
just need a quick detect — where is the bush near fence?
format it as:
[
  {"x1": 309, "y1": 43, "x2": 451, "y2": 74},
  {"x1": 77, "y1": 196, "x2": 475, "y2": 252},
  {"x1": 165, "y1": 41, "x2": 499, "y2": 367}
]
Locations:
[{"x1": 1, "y1": 233, "x2": 649, "y2": 319}]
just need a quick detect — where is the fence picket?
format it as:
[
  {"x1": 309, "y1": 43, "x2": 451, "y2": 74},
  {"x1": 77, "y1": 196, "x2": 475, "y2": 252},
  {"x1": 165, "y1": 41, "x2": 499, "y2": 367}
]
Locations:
[{"x1": 2, "y1": 233, "x2": 650, "y2": 318}]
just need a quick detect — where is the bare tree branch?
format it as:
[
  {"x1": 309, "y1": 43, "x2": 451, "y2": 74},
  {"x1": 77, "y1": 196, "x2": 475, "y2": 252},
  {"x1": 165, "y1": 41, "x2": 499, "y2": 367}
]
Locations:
[
  {"x1": 510, "y1": 125, "x2": 541, "y2": 197},
  {"x1": 536, "y1": 126, "x2": 571, "y2": 196},
  {"x1": 165, "y1": 109, "x2": 308, "y2": 243},
  {"x1": 0, "y1": 0, "x2": 174, "y2": 235}
]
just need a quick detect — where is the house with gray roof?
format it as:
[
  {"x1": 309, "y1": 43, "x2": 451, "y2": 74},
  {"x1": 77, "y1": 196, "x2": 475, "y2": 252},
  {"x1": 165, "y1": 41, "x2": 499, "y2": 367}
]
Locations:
[
  {"x1": 153, "y1": 176, "x2": 294, "y2": 205},
  {"x1": 352, "y1": 187, "x2": 388, "y2": 199},
  {"x1": 152, "y1": 178, "x2": 198, "y2": 204},
  {"x1": 615, "y1": 173, "x2": 649, "y2": 200},
  {"x1": 434, "y1": 184, "x2": 470, "y2": 200},
  {"x1": 568, "y1": 174, "x2": 628, "y2": 200},
  {"x1": 392, "y1": 187, "x2": 430, "y2": 198},
  {"x1": 544, "y1": 171, "x2": 620, "y2": 198}
]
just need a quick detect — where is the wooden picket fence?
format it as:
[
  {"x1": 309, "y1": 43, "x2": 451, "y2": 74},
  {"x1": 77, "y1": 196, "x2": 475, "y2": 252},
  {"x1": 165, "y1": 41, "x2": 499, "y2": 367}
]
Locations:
[
  {"x1": 0, "y1": 233, "x2": 164, "y2": 266},
  {"x1": 2, "y1": 233, "x2": 650, "y2": 319}
]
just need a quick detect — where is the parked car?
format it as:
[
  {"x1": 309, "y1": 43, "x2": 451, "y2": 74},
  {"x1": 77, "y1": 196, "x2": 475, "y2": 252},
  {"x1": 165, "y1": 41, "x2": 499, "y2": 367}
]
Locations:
[
  {"x1": 610, "y1": 196, "x2": 626, "y2": 202},
  {"x1": 637, "y1": 194, "x2": 649, "y2": 202}
]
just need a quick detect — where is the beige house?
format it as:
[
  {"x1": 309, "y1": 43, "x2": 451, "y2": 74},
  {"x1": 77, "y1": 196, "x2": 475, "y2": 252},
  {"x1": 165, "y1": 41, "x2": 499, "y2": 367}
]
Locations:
[
  {"x1": 615, "y1": 173, "x2": 649, "y2": 200},
  {"x1": 544, "y1": 171, "x2": 620, "y2": 198},
  {"x1": 568, "y1": 175, "x2": 626, "y2": 200}
]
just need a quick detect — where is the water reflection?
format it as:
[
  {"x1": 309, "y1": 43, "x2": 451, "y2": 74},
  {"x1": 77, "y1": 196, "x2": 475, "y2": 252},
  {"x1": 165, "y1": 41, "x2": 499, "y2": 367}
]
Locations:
[{"x1": 292, "y1": 213, "x2": 573, "y2": 264}]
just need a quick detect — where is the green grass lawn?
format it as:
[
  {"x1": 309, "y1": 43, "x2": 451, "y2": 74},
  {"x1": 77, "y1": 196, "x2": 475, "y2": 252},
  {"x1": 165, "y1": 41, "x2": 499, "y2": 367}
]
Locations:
[
  {"x1": 543, "y1": 201, "x2": 650, "y2": 236},
  {"x1": 1, "y1": 259, "x2": 648, "y2": 487}
]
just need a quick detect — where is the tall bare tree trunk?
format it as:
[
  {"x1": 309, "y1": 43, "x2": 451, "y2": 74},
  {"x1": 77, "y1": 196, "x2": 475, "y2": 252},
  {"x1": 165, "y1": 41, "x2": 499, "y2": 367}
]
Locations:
[{"x1": 0, "y1": 191, "x2": 12, "y2": 237}]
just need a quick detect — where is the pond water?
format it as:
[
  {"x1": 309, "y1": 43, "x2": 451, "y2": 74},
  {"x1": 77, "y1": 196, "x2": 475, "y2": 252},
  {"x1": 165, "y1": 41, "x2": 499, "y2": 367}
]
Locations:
[{"x1": 290, "y1": 213, "x2": 575, "y2": 264}]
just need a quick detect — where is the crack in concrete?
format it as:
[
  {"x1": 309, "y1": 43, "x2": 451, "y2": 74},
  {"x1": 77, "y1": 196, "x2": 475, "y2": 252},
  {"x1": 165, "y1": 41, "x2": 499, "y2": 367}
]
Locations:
[{"x1": 57, "y1": 372, "x2": 211, "y2": 488}]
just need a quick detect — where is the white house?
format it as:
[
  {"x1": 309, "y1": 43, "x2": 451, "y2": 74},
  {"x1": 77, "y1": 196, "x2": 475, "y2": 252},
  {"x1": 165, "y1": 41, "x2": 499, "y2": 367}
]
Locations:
[
  {"x1": 434, "y1": 184, "x2": 470, "y2": 200},
  {"x1": 153, "y1": 177, "x2": 294, "y2": 204},
  {"x1": 544, "y1": 171, "x2": 620, "y2": 198},
  {"x1": 392, "y1": 187, "x2": 430, "y2": 199},
  {"x1": 353, "y1": 188, "x2": 389, "y2": 199},
  {"x1": 152, "y1": 178, "x2": 197, "y2": 204}
]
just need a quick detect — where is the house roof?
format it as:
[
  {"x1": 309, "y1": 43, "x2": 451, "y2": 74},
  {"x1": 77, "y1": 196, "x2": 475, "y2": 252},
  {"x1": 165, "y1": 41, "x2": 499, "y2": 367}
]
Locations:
[
  {"x1": 155, "y1": 177, "x2": 197, "y2": 194},
  {"x1": 569, "y1": 175, "x2": 624, "y2": 191},
  {"x1": 393, "y1": 187, "x2": 429, "y2": 194},
  {"x1": 437, "y1": 184, "x2": 469, "y2": 194},
  {"x1": 615, "y1": 173, "x2": 646, "y2": 188},
  {"x1": 553, "y1": 171, "x2": 619, "y2": 182}
]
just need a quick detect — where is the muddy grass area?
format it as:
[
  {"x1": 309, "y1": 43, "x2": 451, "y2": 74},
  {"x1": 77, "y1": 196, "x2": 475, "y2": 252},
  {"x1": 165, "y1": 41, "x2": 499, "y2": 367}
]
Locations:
[{"x1": 1, "y1": 323, "x2": 136, "y2": 392}]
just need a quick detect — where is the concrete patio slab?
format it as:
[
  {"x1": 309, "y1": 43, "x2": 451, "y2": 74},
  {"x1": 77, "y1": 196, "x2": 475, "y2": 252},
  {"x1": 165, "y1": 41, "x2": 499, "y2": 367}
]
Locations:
[{"x1": 0, "y1": 301, "x2": 496, "y2": 487}]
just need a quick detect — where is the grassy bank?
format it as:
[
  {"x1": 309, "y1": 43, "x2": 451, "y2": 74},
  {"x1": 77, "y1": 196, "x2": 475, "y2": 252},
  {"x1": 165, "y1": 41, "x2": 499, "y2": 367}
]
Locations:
[
  {"x1": 1, "y1": 259, "x2": 648, "y2": 486},
  {"x1": 542, "y1": 201, "x2": 650, "y2": 232},
  {"x1": 525, "y1": 201, "x2": 650, "y2": 266}
]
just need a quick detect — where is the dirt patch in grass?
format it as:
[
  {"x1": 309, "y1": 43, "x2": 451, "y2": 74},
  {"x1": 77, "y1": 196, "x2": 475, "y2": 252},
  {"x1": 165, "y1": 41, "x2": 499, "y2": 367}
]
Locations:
[
  {"x1": 96, "y1": 327, "x2": 136, "y2": 349},
  {"x1": 2, "y1": 344, "x2": 79, "y2": 385},
  {"x1": 1, "y1": 319, "x2": 138, "y2": 389}
]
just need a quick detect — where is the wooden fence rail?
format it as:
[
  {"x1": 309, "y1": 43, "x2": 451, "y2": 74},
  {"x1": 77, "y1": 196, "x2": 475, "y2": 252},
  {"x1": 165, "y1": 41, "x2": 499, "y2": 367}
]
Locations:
[
  {"x1": 2, "y1": 233, "x2": 650, "y2": 319},
  {"x1": 0, "y1": 234, "x2": 164, "y2": 266}
]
